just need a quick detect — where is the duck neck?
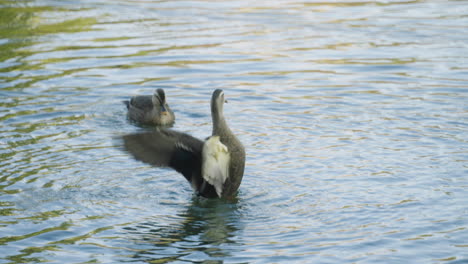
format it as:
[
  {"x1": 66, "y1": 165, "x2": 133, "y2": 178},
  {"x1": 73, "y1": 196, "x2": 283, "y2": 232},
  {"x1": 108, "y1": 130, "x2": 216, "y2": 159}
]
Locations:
[{"x1": 212, "y1": 104, "x2": 230, "y2": 136}]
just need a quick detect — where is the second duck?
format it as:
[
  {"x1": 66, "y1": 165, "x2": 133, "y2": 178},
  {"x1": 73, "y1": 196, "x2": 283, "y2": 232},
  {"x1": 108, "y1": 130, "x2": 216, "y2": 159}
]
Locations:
[{"x1": 123, "y1": 88, "x2": 175, "y2": 126}]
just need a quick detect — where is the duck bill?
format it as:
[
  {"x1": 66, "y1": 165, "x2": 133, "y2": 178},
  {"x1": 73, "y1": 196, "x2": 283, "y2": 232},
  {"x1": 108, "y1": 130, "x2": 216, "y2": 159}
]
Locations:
[{"x1": 161, "y1": 104, "x2": 168, "y2": 113}]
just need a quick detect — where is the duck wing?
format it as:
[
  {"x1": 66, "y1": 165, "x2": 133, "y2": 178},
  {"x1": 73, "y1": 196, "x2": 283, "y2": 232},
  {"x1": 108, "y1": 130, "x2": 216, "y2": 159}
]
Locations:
[
  {"x1": 121, "y1": 129, "x2": 218, "y2": 198},
  {"x1": 122, "y1": 129, "x2": 202, "y2": 179}
]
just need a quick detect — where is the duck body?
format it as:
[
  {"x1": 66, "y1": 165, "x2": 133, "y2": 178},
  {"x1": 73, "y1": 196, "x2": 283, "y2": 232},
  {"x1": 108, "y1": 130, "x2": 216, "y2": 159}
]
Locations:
[
  {"x1": 213, "y1": 130, "x2": 245, "y2": 198},
  {"x1": 122, "y1": 89, "x2": 245, "y2": 199},
  {"x1": 123, "y1": 88, "x2": 175, "y2": 126},
  {"x1": 208, "y1": 90, "x2": 245, "y2": 197}
]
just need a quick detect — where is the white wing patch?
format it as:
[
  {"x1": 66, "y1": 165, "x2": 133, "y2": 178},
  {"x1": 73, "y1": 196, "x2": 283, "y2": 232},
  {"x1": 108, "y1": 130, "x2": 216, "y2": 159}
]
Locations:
[
  {"x1": 202, "y1": 136, "x2": 230, "y2": 197},
  {"x1": 175, "y1": 141, "x2": 193, "y2": 152}
]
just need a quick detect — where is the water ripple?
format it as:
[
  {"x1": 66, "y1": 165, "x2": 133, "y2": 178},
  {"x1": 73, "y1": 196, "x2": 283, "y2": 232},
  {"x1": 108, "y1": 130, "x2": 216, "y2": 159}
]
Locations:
[{"x1": 1, "y1": 0, "x2": 467, "y2": 263}]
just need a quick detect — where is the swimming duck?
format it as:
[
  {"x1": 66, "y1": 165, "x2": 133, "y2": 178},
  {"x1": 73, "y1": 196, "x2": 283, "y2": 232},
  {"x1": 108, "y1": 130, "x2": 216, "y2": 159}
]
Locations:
[
  {"x1": 122, "y1": 89, "x2": 245, "y2": 198},
  {"x1": 123, "y1": 88, "x2": 175, "y2": 126}
]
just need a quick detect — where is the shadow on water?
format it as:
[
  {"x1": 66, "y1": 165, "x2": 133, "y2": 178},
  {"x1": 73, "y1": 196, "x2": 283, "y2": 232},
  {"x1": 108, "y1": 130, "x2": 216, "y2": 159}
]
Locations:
[{"x1": 122, "y1": 196, "x2": 245, "y2": 263}]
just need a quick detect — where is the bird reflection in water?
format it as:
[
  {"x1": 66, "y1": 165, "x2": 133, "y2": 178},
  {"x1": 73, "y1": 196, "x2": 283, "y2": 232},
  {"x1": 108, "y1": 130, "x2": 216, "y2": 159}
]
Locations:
[{"x1": 122, "y1": 197, "x2": 244, "y2": 263}]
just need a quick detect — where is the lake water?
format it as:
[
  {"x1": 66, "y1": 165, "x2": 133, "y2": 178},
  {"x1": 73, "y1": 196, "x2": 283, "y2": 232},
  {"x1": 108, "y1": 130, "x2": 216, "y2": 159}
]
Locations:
[{"x1": 1, "y1": 0, "x2": 467, "y2": 263}]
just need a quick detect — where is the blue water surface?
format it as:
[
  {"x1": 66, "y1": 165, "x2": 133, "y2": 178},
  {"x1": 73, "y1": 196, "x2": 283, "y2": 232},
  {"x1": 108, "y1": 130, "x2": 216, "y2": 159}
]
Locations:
[{"x1": 0, "y1": 0, "x2": 467, "y2": 263}]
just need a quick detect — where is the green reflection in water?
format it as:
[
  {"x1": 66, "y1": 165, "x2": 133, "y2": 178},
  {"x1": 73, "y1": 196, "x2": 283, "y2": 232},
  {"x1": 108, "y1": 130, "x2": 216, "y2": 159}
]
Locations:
[
  {"x1": 0, "y1": 221, "x2": 72, "y2": 245},
  {"x1": 0, "y1": 3, "x2": 101, "y2": 259},
  {"x1": 0, "y1": 1, "x2": 98, "y2": 90},
  {"x1": 5, "y1": 245, "x2": 60, "y2": 264}
]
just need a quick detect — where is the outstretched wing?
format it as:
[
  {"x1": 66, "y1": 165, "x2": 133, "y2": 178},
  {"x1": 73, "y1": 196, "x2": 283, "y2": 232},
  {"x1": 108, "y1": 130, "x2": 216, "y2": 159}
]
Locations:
[{"x1": 122, "y1": 129, "x2": 204, "y2": 183}]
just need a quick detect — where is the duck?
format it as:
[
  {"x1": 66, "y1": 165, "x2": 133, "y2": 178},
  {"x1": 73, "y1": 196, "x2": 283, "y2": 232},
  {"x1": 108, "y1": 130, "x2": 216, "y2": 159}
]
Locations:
[
  {"x1": 123, "y1": 88, "x2": 175, "y2": 126},
  {"x1": 122, "y1": 89, "x2": 245, "y2": 199}
]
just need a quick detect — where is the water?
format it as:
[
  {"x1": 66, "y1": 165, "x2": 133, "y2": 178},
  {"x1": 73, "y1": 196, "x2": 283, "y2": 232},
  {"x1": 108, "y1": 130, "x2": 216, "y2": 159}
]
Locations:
[{"x1": 1, "y1": 0, "x2": 467, "y2": 263}]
